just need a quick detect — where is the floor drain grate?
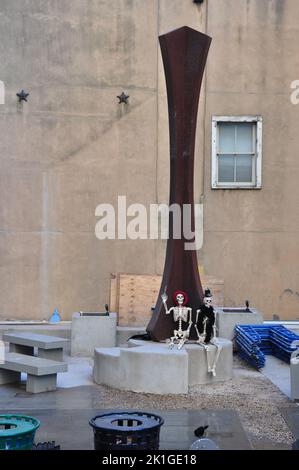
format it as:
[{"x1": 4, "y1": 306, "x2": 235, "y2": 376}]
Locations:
[{"x1": 33, "y1": 441, "x2": 61, "y2": 450}]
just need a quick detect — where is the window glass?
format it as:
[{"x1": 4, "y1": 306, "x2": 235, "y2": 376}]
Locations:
[
  {"x1": 236, "y1": 123, "x2": 253, "y2": 153},
  {"x1": 219, "y1": 123, "x2": 235, "y2": 153},
  {"x1": 236, "y1": 155, "x2": 252, "y2": 182},
  {"x1": 218, "y1": 155, "x2": 235, "y2": 182}
]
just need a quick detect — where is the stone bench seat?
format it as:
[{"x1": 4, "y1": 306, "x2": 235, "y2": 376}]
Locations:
[
  {"x1": 0, "y1": 352, "x2": 68, "y2": 393},
  {"x1": 3, "y1": 332, "x2": 69, "y2": 361}
]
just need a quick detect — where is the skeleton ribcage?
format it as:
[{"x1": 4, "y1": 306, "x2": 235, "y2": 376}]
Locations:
[{"x1": 173, "y1": 307, "x2": 188, "y2": 323}]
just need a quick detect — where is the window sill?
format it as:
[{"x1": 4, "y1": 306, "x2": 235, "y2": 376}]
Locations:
[{"x1": 211, "y1": 185, "x2": 262, "y2": 190}]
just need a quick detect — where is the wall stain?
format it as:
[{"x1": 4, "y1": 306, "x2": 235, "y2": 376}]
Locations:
[
  {"x1": 273, "y1": 0, "x2": 285, "y2": 22},
  {"x1": 280, "y1": 289, "x2": 299, "y2": 302},
  {"x1": 281, "y1": 288, "x2": 294, "y2": 296}
]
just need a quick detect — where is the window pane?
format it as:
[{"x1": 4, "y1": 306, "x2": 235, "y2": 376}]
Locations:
[
  {"x1": 218, "y1": 155, "x2": 234, "y2": 182},
  {"x1": 236, "y1": 154, "x2": 253, "y2": 182},
  {"x1": 236, "y1": 123, "x2": 253, "y2": 153},
  {"x1": 219, "y1": 123, "x2": 235, "y2": 153}
]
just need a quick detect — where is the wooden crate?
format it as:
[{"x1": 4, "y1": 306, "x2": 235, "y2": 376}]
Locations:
[{"x1": 110, "y1": 273, "x2": 224, "y2": 327}]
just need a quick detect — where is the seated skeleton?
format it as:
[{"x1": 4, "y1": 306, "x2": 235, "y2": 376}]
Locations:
[
  {"x1": 162, "y1": 290, "x2": 192, "y2": 350},
  {"x1": 195, "y1": 289, "x2": 222, "y2": 377}
]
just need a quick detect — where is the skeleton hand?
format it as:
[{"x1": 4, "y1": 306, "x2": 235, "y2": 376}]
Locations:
[
  {"x1": 197, "y1": 333, "x2": 206, "y2": 344},
  {"x1": 161, "y1": 292, "x2": 168, "y2": 304}
]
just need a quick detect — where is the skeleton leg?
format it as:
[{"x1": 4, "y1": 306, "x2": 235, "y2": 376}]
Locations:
[
  {"x1": 201, "y1": 344, "x2": 213, "y2": 373},
  {"x1": 194, "y1": 325, "x2": 206, "y2": 344},
  {"x1": 177, "y1": 332, "x2": 188, "y2": 350},
  {"x1": 206, "y1": 345, "x2": 214, "y2": 373},
  {"x1": 167, "y1": 336, "x2": 176, "y2": 349},
  {"x1": 210, "y1": 340, "x2": 222, "y2": 377},
  {"x1": 196, "y1": 342, "x2": 213, "y2": 375},
  {"x1": 197, "y1": 338, "x2": 218, "y2": 376}
]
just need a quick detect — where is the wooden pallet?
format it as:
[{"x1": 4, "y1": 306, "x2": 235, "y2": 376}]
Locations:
[{"x1": 110, "y1": 272, "x2": 224, "y2": 327}]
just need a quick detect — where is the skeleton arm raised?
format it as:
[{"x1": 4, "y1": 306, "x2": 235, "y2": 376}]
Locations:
[{"x1": 161, "y1": 291, "x2": 174, "y2": 315}]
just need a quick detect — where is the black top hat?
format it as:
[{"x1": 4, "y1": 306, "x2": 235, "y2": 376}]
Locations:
[{"x1": 204, "y1": 289, "x2": 212, "y2": 297}]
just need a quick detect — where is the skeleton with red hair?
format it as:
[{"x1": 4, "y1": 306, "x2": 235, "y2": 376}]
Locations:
[{"x1": 161, "y1": 288, "x2": 193, "y2": 349}]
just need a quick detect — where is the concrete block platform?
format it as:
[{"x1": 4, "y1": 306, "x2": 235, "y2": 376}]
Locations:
[
  {"x1": 71, "y1": 312, "x2": 117, "y2": 357},
  {"x1": 216, "y1": 307, "x2": 263, "y2": 341},
  {"x1": 94, "y1": 338, "x2": 233, "y2": 394}
]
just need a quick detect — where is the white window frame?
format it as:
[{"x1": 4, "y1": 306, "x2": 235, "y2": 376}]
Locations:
[{"x1": 211, "y1": 115, "x2": 263, "y2": 189}]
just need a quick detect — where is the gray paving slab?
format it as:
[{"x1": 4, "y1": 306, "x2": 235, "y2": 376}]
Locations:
[
  {"x1": 0, "y1": 384, "x2": 98, "y2": 410},
  {"x1": 0, "y1": 408, "x2": 251, "y2": 450},
  {"x1": 159, "y1": 409, "x2": 251, "y2": 450},
  {"x1": 261, "y1": 355, "x2": 291, "y2": 398},
  {"x1": 280, "y1": 406, "x2": 299, "y2": 439}
]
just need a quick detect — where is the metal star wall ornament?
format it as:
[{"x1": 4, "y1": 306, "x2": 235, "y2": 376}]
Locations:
[
  {"x1": 117, "y1": 92, "x2": 129, "y2": 104},
  {"x1": 16, "y1": 90, "x2": 29, "y2": 102}
]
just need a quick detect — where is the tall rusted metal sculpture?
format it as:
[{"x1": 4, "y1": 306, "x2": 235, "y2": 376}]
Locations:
[{"x1": 147, "y1": 26, "x2": 212, "y2": 341}]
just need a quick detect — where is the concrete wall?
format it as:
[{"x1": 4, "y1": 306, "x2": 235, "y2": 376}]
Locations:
[
  {"x1": 0, "y1": 0, "x2": 298, "y2": 321},
  {"x1": 0, "y1": 0, "x2": 158, "y2": 320}
]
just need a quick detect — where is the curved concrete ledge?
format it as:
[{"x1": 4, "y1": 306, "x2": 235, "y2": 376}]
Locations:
[{"x1": 93, "y1": 338, "x2": 233, "y2": 394}]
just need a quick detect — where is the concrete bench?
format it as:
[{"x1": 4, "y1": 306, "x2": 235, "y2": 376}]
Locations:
[
  {"x1": 0, "y1": 352, "x2": 68, "y2": 393},
  {"x1": 3, "y1": 332, "x2": 69, "y2": 361}
]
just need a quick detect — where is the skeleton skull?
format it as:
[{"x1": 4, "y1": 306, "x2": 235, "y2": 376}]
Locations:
[
  {"x1": 176, "y1": 293, "x2": 185, "y2": 305},
  {"x1": 203, "y1": 296, "x2": 213, "y2": 308}
]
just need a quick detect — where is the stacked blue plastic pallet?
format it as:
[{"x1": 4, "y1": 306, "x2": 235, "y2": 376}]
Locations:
[
  {"x1": 235, "y1": 325, "x2": 265, "y2": 369},
  {"x1": 270, "y1": 326, "x2": 299, "y2": 362},
  {"x1": 235, "y1": 324, "x2": 299, "y2": 369}
]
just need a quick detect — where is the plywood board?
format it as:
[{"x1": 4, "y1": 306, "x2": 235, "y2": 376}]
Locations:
[
  {"x1": 109, "y1": 273, "x2": 118, "y2": 313},
  {"x1": 110, "y1": 273, "x2": 224, "y2": 327},
  {"x1": 118, "y1": 274, "x2": 159, "y2": 326}
]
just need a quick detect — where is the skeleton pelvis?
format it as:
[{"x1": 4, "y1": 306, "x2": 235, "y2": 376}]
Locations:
[{"x1": 173, "y1": 329, "x2": 187, "y2": 338}]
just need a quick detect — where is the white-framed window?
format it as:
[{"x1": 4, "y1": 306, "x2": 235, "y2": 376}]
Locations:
[{"x1": 211, "y1": 116, "x2": 262, "y2": 189}]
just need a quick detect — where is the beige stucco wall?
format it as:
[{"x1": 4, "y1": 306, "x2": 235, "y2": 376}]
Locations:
[
  {"x1": 202, "y1": 0, "x2": 299, "y2": 320},
  {"x1": 0, "y1": 0, "x2": 298, "y2": 320}
]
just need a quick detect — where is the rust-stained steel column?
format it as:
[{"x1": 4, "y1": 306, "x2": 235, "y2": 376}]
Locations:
[{"x1": 147, "y1": 26, "x2": 212, "y2": 341}]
